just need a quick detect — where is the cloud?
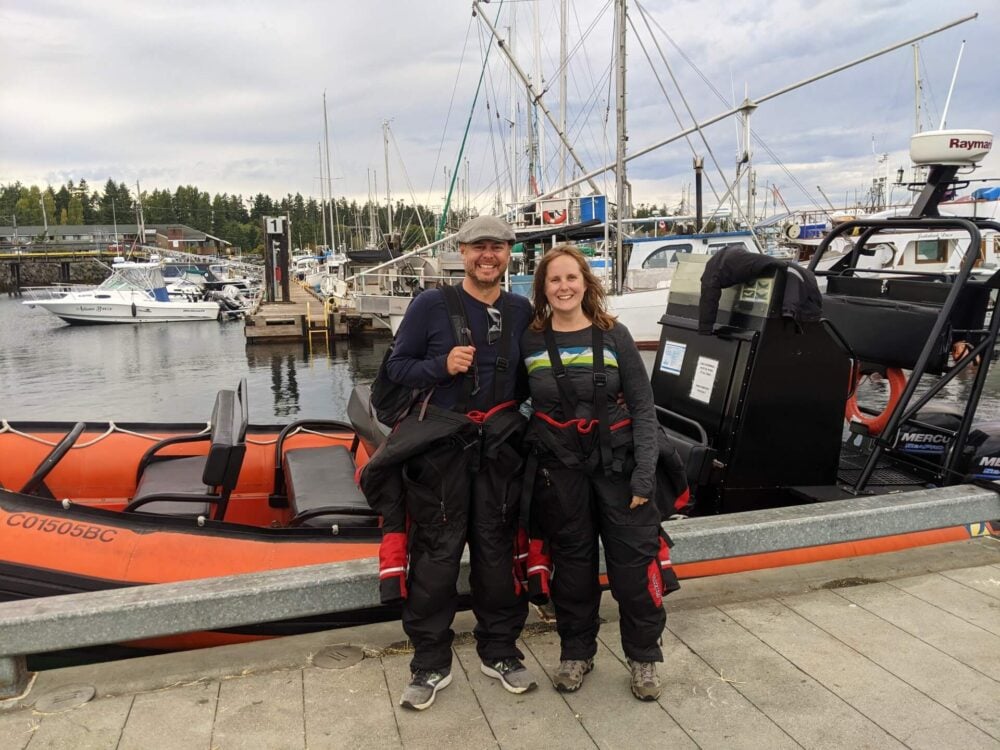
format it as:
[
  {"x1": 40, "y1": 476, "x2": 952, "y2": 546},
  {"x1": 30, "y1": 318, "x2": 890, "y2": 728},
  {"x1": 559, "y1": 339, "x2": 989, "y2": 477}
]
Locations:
[{"x1": 1, "y1": 0, "x2": 997, "y2": 214}]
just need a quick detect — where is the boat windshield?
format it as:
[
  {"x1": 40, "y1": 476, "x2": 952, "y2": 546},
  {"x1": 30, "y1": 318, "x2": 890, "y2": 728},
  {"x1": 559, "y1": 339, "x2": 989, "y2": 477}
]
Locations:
[{"x1": 99, "y1": 264, "x2": 167, "y2": 291}]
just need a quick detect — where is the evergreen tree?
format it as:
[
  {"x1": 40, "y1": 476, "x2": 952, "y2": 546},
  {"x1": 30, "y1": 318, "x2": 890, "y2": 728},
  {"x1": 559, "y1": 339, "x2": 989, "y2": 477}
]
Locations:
[
  {"x1": 55, "y1": 185, "x2": 71, "y2": 220},
  {"x1": 67, "y1": 193, "x2": 84, "y2": 224}
]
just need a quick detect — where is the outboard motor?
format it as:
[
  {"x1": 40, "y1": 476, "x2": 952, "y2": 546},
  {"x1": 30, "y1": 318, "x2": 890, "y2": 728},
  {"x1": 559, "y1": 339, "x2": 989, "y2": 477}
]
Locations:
[{"x1": 957, "y1": 422, "x2": 1000, "y2": 481}]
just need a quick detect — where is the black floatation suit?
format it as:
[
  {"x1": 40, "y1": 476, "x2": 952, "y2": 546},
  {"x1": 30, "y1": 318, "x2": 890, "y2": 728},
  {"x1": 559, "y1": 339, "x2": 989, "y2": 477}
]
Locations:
[
  {"x1": 521, "y1": 322, "x2": 683, "y2": 664},
  {"x1": 359, "y1": 285, "x2": 532, "y2": 674}
]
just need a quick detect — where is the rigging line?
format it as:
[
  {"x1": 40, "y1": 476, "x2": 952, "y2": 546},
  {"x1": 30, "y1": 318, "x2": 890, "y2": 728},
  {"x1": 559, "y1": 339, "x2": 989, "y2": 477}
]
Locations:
[
  {"x1": 540, "y1": 58, "x2": 614, "y2": 193},
  {"x1": 537, "y1": 0, "x2": 614, "y2": 101},
  {"x1": 918, "y1": 53, "x2": 941, "y2": 127},
  {"x1": 631, "y1": 8, "x2": 757, "y2": 237},
  {"x1": 426, "y1": 13, "x2": 476, "y2": 210},
  {"x1": 629, "y1": 8, "x2": 727, "y2": 210},
  {"x1": 480, "y1": 29, "x2": 510, "y2": 209},
  {"x1": 748, "y1": 133, "x2": 826, "y2": 217},
  {"x1": 387, "y1": 126, "x2": 431, "y2": 246},
  {"x1": 438, "y1": 2, "x2": 504, "y2": 239},
  {"x1": 634, "y1": 0, "x2": 829, "y2": 217}
]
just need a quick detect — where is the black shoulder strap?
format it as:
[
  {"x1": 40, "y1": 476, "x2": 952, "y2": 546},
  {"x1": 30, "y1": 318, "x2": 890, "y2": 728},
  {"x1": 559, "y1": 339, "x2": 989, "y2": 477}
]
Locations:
[
  {"x1": 440, "y1": 284, "x2": 475, "y2": 413},
  {"x1": 543, "y1": 322, "x2": 579, "y2": 421},
  {"x1": 591, "y1": 324, "x2": 620, "y2": 474},
  {"x1": 440, "y1": 284, "x2": 468, "y2": 345},
  {"x1": 492, "y1": 292, "x2": 513, "y2": 404}
]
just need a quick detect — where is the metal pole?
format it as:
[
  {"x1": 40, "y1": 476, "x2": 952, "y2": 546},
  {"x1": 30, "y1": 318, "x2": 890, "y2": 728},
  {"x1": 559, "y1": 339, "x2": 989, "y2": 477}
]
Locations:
[
  {"x1": 318, "y1": 142, "x2": 328, "y2": 250},
  {"x1": 323, "y1": 92, "x2": 339, "y2": 252},
  {"x1": 383, "y1": 120, "x2": 393, "y2": 240},
  {"x1": 614, "y1": 0, "x2": 627, "y2": 294},
  {"x1": 939, "y1": 40, "x2": 966, "y2": 129},
  {"x1": 559, "y1": 0, "x2": 567, "y2": 192},
  {"x1": 694, "y1": 156, "x2": 704, "y2": 233}
]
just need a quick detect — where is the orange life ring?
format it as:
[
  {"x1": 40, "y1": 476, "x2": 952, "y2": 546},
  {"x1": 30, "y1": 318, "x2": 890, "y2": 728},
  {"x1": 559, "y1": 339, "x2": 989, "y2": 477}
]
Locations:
[
  {"x1": 845, "y1": 366, "x2": 907, "y2": 435},
  {"x1": 542, "y1": 209, "x2": 567, "y2": 225}
]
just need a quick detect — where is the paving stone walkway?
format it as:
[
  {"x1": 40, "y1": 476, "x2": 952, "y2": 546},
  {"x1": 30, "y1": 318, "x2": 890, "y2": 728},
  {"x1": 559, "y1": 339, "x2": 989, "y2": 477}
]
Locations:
[{"x1": 2, "y1": 538, "x2": 999, "y2": 749}]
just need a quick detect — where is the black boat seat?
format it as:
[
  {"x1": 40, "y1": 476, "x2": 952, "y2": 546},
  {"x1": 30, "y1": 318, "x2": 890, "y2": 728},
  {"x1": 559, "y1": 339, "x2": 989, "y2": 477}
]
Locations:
[
  {"x1": 283, "y1": 445, "x2": 379, "y2": 529},
  {"x1": 130, "y1": 456, "x2": 213, "y2": 518},
  {"x1": 126, "y1": 379, "x2": 249, "y2": 521}
]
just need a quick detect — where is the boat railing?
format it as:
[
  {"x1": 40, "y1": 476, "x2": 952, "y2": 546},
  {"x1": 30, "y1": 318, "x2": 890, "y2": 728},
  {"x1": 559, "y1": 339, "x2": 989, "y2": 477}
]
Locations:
[
  {"x1": 19, "y1": 284, "x2": 94, "y2": 301},
  {"x1": 0, "y1": 484, "x2": 997, "y2": 701},
  {"x1": 808, "y1": 183, "x2": 1000, "y2": 491}
]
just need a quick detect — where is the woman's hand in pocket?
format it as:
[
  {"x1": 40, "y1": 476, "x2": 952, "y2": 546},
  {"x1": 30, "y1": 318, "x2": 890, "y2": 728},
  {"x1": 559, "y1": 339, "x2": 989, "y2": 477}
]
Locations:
[{"x1": 629, "y1": 495, "x2": 648, "y2": 510}]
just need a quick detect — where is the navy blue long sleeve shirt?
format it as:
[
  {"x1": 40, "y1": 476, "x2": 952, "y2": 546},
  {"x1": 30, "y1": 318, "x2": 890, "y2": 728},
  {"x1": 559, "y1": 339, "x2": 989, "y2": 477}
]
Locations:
[{"x1": 385, "y1": 286, "x2": 533, "y2": 412}]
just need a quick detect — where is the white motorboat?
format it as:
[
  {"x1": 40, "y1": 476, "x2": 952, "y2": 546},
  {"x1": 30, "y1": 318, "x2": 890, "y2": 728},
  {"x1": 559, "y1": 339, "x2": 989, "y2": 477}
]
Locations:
[{"x1": 22, "y1": 262, "x2": 223, "y2": 325}]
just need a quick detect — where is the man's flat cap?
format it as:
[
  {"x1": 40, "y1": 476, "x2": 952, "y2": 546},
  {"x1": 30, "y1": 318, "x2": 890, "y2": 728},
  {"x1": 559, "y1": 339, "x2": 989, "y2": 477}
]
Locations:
[{"x1": 456, "y1": 215, "x2": 515, "y2": 243}]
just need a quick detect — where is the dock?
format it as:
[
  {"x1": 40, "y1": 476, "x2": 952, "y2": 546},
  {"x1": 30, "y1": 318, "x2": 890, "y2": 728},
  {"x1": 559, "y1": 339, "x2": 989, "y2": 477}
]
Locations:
[
  {"x1": 3, "y1": 537, "x2": 998, "y2": 749},
  {"x1": 245, "y1": 283, "x2": 347, "y2": 344}
]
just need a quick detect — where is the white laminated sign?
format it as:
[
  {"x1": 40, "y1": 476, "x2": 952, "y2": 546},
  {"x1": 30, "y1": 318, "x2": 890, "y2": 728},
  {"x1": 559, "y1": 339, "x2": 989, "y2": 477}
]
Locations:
[{"x1": 689, "y1": 356, "x2": 718, "y2": 404}]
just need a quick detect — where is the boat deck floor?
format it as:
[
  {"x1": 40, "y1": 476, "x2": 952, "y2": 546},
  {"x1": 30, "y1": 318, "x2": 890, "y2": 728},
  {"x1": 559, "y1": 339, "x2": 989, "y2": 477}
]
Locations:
[{"x1": 3, "y1": 536, "x2": 1000, "y2": 749}]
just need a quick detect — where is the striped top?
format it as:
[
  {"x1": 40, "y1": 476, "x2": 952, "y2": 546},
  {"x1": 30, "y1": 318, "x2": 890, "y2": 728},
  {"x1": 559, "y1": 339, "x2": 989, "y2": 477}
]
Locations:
[
  {"x1": 520, "y1": 321, "x2": 658, "y2": 498},
  {"x1": 524, "y1": 345, "x2": 620, "y2": 375}
]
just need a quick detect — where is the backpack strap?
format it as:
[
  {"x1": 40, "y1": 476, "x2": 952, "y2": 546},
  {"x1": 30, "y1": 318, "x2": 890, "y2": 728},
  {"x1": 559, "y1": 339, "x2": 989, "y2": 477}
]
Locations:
[
  {"x1": 543, "y1": 322, "x2": 579, "y2": 421},
  {"x1": 590, "y1": 324, "x2": 621, "y2": 474},
  {"x1": 440, "y1": 283, "x2": 475, "y2": 413},
  {"x1": 491, "y1": 292, "x2": 513, "y2": 404}
]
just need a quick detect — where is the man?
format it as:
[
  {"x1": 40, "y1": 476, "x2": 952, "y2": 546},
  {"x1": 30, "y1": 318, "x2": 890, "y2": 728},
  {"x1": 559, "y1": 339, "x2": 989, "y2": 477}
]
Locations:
[{"x1": 360, "y1": 215, "x2": 535, "y2": 711}]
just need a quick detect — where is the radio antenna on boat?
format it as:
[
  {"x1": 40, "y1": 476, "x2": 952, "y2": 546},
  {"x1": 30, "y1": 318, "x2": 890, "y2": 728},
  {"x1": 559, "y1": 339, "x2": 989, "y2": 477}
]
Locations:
[{"x1": 938, "y1": 40, "x2": 966, "y2": 130}]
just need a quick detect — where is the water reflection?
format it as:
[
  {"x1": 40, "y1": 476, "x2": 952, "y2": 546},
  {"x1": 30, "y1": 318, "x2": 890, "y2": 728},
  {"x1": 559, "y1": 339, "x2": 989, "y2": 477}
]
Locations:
[
  {"x1": 1, "y1": 297, "x2": 392, "y2": 423},
  {"x1": 5, "y1": 293, "x2": 996, "y2": 424}
]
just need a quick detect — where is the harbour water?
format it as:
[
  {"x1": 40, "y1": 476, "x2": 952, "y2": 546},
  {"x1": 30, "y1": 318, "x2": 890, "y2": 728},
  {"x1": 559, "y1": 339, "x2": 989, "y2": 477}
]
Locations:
[
  {"x1": 4, "y1": 295, "x2": 1000, "y2": 424},
  {"x1": 0, "y1": 297, "x2": 389, "y2": 423}
]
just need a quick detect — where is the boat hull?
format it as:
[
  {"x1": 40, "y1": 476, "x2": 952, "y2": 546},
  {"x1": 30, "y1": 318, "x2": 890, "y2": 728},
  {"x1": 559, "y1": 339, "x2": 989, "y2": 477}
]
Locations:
[
  {"x1": 0, "y1": 421, "x2": 381, "y2": 650},
  {"x1": 29, "y1": 298, "x2": 220, "y2": 324}
]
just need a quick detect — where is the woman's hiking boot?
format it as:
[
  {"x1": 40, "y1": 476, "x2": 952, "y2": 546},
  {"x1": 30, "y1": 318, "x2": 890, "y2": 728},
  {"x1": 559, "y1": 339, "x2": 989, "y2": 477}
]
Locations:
[
  {"x1": 552, "y1": 658, "x2": 594, "y2": 692},
  {"x1": 626, "y1": 659, "x2": 661, "y2": 701}
]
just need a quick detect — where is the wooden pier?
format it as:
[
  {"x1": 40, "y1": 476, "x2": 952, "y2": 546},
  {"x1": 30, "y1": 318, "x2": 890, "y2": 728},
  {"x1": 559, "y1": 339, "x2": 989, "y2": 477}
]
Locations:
[
  {"x1": 245, "y1": 283, "x2": 348, "y2": 345},
  {"x1": 2, "y1": 539, "x2": 999, "y2": 749}
]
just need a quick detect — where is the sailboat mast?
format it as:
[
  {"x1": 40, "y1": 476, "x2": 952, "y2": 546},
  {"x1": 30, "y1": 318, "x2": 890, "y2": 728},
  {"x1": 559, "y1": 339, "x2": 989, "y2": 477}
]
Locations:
[
  {"x1": 383, "y1": 120, "x2": 393, "y2": 238},
  {"x1": 559, "y1": 0, "x2": 567, "y2": 192},
  {"x1": 323, "y1": 92, "x2": 339, "y2": 251},
  {"x1": 533, "y1": 0, "x2": 545, "y2": 193},
  {"x1": 318, "y1": 142, "x2": 328, "y2": 249},
  {"x1": 614, "y1": 0, "x2": 627, "y2": 293}
]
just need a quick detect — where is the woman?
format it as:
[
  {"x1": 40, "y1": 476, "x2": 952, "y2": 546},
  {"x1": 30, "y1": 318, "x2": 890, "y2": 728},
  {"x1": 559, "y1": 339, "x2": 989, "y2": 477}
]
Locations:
[{"x1": 521, "y1": 244, "x2": 678, "y2": 702}]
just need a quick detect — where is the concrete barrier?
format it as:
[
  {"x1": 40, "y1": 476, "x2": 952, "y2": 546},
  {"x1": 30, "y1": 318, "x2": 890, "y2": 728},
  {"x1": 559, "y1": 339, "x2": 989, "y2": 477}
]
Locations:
[{"x1": 1, "y1": 484, "x2": 997, "y2": 699}]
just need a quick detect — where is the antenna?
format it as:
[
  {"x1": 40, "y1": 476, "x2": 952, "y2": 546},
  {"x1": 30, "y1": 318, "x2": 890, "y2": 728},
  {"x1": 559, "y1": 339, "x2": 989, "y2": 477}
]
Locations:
[{"x1": 939, "y1": 40, "x2": 966, "y2": 129}]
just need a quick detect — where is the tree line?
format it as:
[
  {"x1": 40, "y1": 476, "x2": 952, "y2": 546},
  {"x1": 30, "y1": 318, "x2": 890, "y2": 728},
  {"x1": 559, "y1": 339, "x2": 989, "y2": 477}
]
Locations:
[{"x1": 0, "y1": 179, "x2": 442, "y2": 255}]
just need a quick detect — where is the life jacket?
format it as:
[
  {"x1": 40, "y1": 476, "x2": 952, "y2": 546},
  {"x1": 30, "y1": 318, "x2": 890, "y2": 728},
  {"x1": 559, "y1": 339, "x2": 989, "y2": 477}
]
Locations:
[
  {"x1": 521, "y1": 322, "x2": 689, "y2": 604},
  {"x1": 370, "y1": 284, "x2": 516, "y2": 425},
  {"x1": 360, "y1": 294, "x2": 525, "y2": 606}
]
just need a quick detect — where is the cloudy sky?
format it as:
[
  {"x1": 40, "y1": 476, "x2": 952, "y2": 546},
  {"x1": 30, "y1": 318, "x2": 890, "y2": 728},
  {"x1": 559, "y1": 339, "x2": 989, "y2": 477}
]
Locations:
[{"x1": 2, "y1": 0, "x2": 997, "y2": 216}]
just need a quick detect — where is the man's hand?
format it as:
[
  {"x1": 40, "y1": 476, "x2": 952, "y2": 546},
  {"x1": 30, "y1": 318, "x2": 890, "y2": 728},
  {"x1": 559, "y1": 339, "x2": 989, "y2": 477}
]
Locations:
[
  {"x1": 447, "y1": 345, "x2": 476, "y2": 375},
  {"x1": 630, "y1": 496, "x2": 649, "y2": 510}
]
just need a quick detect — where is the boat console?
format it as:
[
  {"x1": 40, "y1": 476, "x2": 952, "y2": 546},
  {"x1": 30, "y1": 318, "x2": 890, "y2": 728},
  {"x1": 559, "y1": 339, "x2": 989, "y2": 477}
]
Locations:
[{"x1": 652, "y1": 255, "x2": 850, "y2": 513}]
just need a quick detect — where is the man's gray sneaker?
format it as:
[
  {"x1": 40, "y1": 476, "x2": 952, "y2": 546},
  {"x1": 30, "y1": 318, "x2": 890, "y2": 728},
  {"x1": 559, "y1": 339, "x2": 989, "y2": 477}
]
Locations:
[
  {"x1": 627, "y1": 659, "x2": 661, "y2": 701},
  {"x1": 400, "y1": 668, "x2": 452, "y2": 710},
  {"x1": 481, "y1": 657, "x2": 538, "y2": 694},
  {"x1": 552, "y1": 658, "x2": 594, "y2": 692}
]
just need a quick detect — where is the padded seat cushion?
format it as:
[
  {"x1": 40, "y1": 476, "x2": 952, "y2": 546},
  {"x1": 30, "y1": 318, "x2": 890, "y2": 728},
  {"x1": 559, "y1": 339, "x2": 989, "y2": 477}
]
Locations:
[
  {"x1": 132, "y1": 456, "x2": 213, "y2": 517},
  {"x1": 284, "y1": 446, "x2": 379, "y2": 528}
]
